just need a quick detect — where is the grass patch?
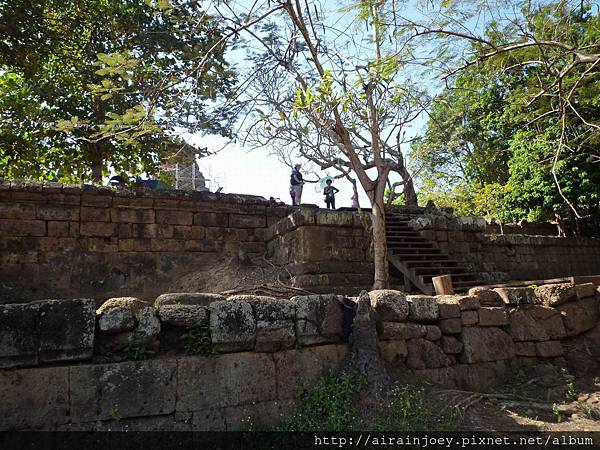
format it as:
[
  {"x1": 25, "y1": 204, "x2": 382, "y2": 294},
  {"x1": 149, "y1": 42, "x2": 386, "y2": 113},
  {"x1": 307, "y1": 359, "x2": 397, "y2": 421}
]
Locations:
[
  {"x1": 371, "y1": 384, "x2": 458, "y2": 431},
  {"x1": 280, "y1": 370, "x2": 366, "y2": 431},
  {"x1": 182, "y1": 320, "x2": 215, "y2": 356}
]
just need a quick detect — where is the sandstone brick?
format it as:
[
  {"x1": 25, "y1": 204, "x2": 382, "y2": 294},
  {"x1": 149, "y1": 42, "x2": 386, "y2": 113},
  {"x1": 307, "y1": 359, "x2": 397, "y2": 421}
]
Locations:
[
  {"x1": 441, "y1": 336, "x2": 463, "y2": 354},
  {"x1": 36, "y1": 204, "x2": 79, "y2": 222},
  {"x1": 118, "y1": 238, "x2": 152, "y2": 252},
  {"x1": 80, "y1": 207, "x2": 109, "y2": 222},
  {"x1": 172, "y1": 225, "x2": 192, "y2": 240},
  {"x1": 132, "y1": 223, "x2": 158, "y2": 238},
  {"x1": 437, "y1": 302, "x2": 461, "y2": 319},
  {"x1": 37, "y1": 298, "x2": 95, "y2": 363},
  {"x1": 438, "y1": 294, "x2": 480, "y2": 311},
  {"x1": 407, "y1": 295, "x2": 439, "y2": 322},
  {"x1": 81, "y1": 194, "x2": 111, "y2": 207},
  {"x1": 0, "y1": 219, "x2": 46, "y2": 236},
  {"x1": 273, "y1": 344, "x2": 349, "y2": 400},
  {"x1": 209, "y1": 300, "x2": 256, "y2": 352},
  {"x1": 156, "y1": 210, "x2": 193, "y2": 225},
  {"x1": 379, "y1": 340, "x2": 408, "y2": 364},
  {"x1": 255, "y1": 320, "x2": 296, "y2": 352},
  {"x1": 0, "y1": 366, "x2": 69, "y2": 430},
  {"x1": 534, "y1": 283, "x2": 576, "y2": 306},
  {"x1": 369, "y1": 289, "x2": 409, "y2": 322},
  {"x1": 439, "y1": 318, "x2": 462, "y2": 334},
  {"x1": 0, "y1": 202, "x2": 36, "y2": 219},
  {"x1": 528, "y1": 305, "x2": 566, "y2": 339},
  {"x1": 0, "y1": 303, "x2": 39, "y2": 368},
  {"x1": 558, "y1": 297, "x2": 599, "y2": 336},
  {"x1": 406, "y1": 338, "x2": 453, "y2": 369},
  {"x1": 151, "y1": 239, "x2": 185, "y2": 252},
  {"x1": 86, "y1": 237, "x2": 118, "y2": 252},
  {"x1": 514, "y1": 341, "x2": 537, "y2": 356},
  {"x1": 47, "y1": 221, "x2": 70, "y2": 237},
  {"x1": 461, "y1": 327, "x2": 515, "y2": 363},
  {"x1": 80, "y1": 221, "x2": 115, "y2": 237},
  {"x1": 535, "y1": 341, "x2": 563, "y2": 358},
  {"x1": 508, "y1": 310, "x2": 549, "y2": 341},
  {"x1": 185, "y1": 239, "x2": 224, "y2": 252},
  {"x1": 478, "y1": 307, "x2": 508, "y2": 327},
  {"x1": 70, "y1": 359, "x2": 177, "y2": 422},
  {"x1": 193, "y1": 212, "x2": 229, "y2": 227},
  {"x1": 379, "y1": 322, "x2": 427, "y2": 340},
  {"x1": 415, "y1": 360, "x2": 512, "y2": 391},
  {"x1": 177, "y1": 352, "x2": 277, "y2": 410},
  {"x1": 229, "y1": 214, "x2": 266, "y2": 228},
  {"x1": 111, "y1": 207, "x2": 155, "y2": 224},
  {"x1": 461, "y1": 310, "x2": 479, "y2": 326}
]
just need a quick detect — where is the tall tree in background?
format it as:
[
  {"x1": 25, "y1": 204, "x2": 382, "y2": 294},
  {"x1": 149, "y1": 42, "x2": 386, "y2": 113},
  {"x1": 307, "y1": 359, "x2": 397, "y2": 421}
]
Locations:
[
  {"x1": 405, "y1": 0, "x2": 600, "y2": 223},
  {"x1": 220, "y1": 0, "x2": 428, "y2": 288},
  {"x1": 0, "y1": 0, "x2": 238, "y2": 183}
]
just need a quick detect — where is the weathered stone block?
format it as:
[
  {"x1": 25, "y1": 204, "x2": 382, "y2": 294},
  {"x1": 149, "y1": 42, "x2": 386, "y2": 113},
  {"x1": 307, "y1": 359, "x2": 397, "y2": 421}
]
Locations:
[
  {"x1": 223, "y1": 400, "x2": 293, "y2": 431},
  {"x1": 461, "y1": 327, "x2": 515, "y2": 363},
  {"x1": 369, "y1": 290, "x2": 409, "y2": 322},
  {"x1": 177, "y1": 352, "x2": 277, "y2": 411},
  {"x1": 494, "y1": 287, "x2": 535, "y2": 306},
  {"x1": 406, "y1": 338, "x2": 452, "y2": 369},
  {"x1": 158, "y1": 305, "x2": 209, "y2": 327},
  {"x1": 407, "y1": 295, "x2": 439, "y2": 322},
  {"x1": 440, "y1": 336, "x2": 463, "y2": 354},
  {"x1": 558, "y1": 297, "x2": 599, "y2": 337},
  {"x1": 0, "y1": 366, "x2": 69, "y2": 430},
  {"x1": 47, "y1": 221, "x2": 70, "y2": 237},
  {"x1": 468, "y1": 287, "x2": 504, "y2": 306},
  {"x1": 478, "y1": 307, "x2": 508, "y2": 327},
  {"x1": 379, "y1": 322, "x2": 426, "y2": 340},
  {"x1": 156, "y1": 210, "x2": 193, "y2": 225},
  {"x1": 209, "y1": 300, "x2": 255, "y2": 352},
  {"x1": 461, "y1": 310, "x2": 479, "y2": 326},
  {"x1": 255, "y1": 320, "x2": 296, "y2": 352},
  {"x1": 37, "y1": 204, "x2": 79, "y2": 221},
  {"x1": 193, "y1": 212, "x2": 229, "y2": 228},
  {"x1": 424, "y1": 325, "x2": 442, "y2": 341},
  {"x1": 315, "y1": 210, "x2": 354, "y2": 227},
  {"x1": 508, "y1": 310, "x2": 549, "y2": 342},
  {"x1": 0, "y1": 218, "x2": 46, "y2": 236},
  {"x1": 273, "y1": 344, "x2": 349, "y2": 400},
  {"x1": 80, "y1": 221, "x2": 116, "y2": 237},
  {"x1": 70, "y1": 359, "x2": 177, "y2": 422},
  {"x1": 439, "y1": 318, "x2": 462, "y2": 334},
  {"x1": 155, "y1": 292, "x2": 225, "y2": 307},
  {"x1": 534, "y1": 283, "x2": 576, "y2": 306},
  {"x1": 379, "y1": 340, "x2": 408, "y2": 364},
  {"x1": 293, "y1": 294, "x2": 346, "y2": 345},
  {"x1": 437, "y1": 301, "x2": 461, "y2": 319},
  {"x1": 535, "y1": 341, "x2": 563, "y2": 358},
  {"x1": 81, "y1": 207, "x2": 110, "y2": 222},
  {"x1": 230, "y1": 214, "x2": 266, "y2": 228},
  {"x1": 514, "y1": 342, "x2": 537, "y2": 356},
  {"x1": 0, "y1": 303, "x2": 39, "y2": 368},
  {"x1": 415, "y1": 360, "x2": 512, "y2": 392},
  {"x1": 37, "y1": 298, "x2": 95, "y2": 363},
  {"x1": 527, "y1": 305, "x2": 566, "y2": 339},
  {"x1": 438, "y1": 295, "x2": 480, "y2": 311},
  {"x1": 576, "y1": 283, "x2": 596, "y2": 299},
  {"x1": 0, "y1": 202, "x2": 36, "y2": 219}
]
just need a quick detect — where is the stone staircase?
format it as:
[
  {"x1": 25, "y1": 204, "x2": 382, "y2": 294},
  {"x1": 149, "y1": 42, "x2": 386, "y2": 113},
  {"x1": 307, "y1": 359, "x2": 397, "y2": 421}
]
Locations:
[{"x1": 386, "y1": 212, "x2": 486, "y2": 294}]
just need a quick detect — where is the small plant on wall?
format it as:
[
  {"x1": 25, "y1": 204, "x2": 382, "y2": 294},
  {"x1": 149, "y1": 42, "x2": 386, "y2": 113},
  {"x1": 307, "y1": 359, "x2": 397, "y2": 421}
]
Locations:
[{"x1": 183, "y1": 318, "x2": 215, "y2": 356}]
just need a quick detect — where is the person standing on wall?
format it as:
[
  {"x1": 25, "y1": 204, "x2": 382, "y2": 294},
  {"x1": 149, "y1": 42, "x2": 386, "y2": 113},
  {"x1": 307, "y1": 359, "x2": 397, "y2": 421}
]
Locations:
[
  {"x1": 290, "y1": 164, "x2": 304, "y2": 205},
  {"x1": 323, "y1": 179, "x2": 339, "y2": 210}
]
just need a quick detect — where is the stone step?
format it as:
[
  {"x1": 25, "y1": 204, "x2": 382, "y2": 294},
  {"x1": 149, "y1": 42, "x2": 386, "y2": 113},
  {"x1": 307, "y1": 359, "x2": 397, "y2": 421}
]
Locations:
[
  {"x1": 404, "y1": 259, "x2": 462, "y2": 267},
  {"x1": 391, "y1": 248, "x2": 444, "y2": 255},
  {"x1": 411, "y1": 266, "x2": 470, "y2": 276}
]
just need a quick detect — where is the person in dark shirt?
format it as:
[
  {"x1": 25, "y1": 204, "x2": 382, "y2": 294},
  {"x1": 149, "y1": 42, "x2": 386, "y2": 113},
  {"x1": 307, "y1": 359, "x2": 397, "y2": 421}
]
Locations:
[
  {"x1": 323, "y1": 179, "x2": 339, "y2": 209},
  {"x1": 289, "y1": 164, "x2": 304, "y2": 205}
]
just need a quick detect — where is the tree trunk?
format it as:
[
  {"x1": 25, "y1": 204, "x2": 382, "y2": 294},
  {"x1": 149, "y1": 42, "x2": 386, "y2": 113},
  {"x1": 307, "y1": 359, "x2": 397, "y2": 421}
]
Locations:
[
  {"x1": 89, "y1": 143, "x2": 103, "y2": 184},
  {"x1": 403, "y1": 176, "x2": 418, "y2": 206},
  {"x1": 371, "y1": 198, "x2": 389, "y2": 289}
]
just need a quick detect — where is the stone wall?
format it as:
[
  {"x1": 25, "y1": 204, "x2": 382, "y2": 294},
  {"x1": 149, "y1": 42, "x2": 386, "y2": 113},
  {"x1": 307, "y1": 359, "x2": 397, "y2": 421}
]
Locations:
[
  {"x1": 266, "y1": 208, "x2": 374, "y2": 294},
  {"x1": 2, "y1": 282, "x2": 599, "y2": 430},
  {"x1": 0, "y1": 179, "x2": 291, "y2": 303},
  {"x1": 409, "y1": 212, "x2": 600, "y2": 281}
]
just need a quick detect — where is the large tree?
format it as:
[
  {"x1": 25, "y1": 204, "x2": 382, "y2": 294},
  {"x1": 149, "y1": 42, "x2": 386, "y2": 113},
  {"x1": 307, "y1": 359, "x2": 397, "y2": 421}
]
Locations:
[
  {"x1": 407, "y1": 0, "x2": 600, "y2": 223},
  {"x1": 218, "y1": 0, "x2": 428, "y2": 288},
  {"x1": 0, "y1": 0, "x2": 238, "y2": 183}
]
